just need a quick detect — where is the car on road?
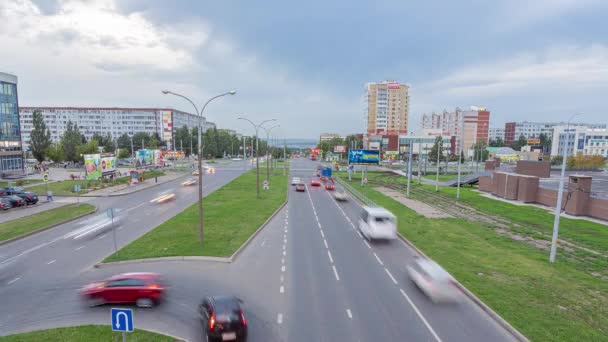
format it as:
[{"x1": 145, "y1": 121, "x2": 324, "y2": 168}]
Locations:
[
  {"x1": 80, "y1": 272, "x2": 166, "y2": 308},
  {"x1": 325, "y1": 183, "x2": 335, "y2": 191},
  {"x1": 358, "y1": 206, "x2": 397, "y2": 241},
  {"x1": 200, "y1": 296, "x2": 248, "y2": 342},
  {"x1": 333, "y1": 191, "x2": 348, "y2": 201},
  {"x1": 291, "y1": 177, "x2": 301, "y2": 185},
  {"x1": 67, "y1": 212, "x2": 124, "y2": 240},
  {"x1": 1, "y1": 195, "x2": 25, "y2": 208},
  {"x1": 407, "y1": 257, "x2": 462, "y2": 303},
  {"x1": 310, "y1": 179, "x2": 321, "y2": 186},
  {"x1": 0, "y1": 197, "x2": 12, "y2": 210},
  {"x1": 182, "y1": 179, "x2": 197, "y2": 186},
  {"x1": 295, "y1": 183, "x2": 306, "y2": 192},
  {"x1": 150, "y1": 193, "x2": 176, "y2": 203}
]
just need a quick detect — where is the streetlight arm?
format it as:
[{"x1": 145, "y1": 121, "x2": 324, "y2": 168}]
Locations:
[
  {"x1": 162, "y1": 91, "x2": 200, "y2": 117},
  {"x1": 200, "y1": 91, "x2": 236, "y2": 116}
]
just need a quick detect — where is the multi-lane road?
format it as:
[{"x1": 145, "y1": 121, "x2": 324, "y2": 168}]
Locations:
[{"x1": 0, "y1": 158, "x2": 518, "y2": 341}]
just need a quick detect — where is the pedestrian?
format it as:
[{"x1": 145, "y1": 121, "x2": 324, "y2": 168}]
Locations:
[
  {"x1": 155, "y1": 175, "x2": 158, "y2": 183},
  {"x1": 47, "y1": 190, "x2": 53, "y2": 202}
]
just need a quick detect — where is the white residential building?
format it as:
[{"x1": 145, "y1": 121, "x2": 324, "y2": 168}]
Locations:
[
  {"x1": 488, "y1": 127, "x2": 505, "y2": 141},
  {"x1": 550, "y1": 126, "x2": 608, "y2": 157}
]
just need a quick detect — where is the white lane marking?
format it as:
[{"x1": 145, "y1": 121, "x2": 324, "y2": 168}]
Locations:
[
  {"x1": 327, "y1": 250, "x2": 334, "y2": 263},
  {"x1": 98, "y1": 234, "x2": 107, "y2": 239},
  {"x1": 75, "y1": 245, "x2": 85, "y2": 251},
  {"x1": 7, "y1": 277, "x2": 21, "y2": 285},
  {"x1": 280, "y1": 275, "x2": 284, "y2": 283},
  {"x1": 277, "y1": 313, "x2": 283, "y2": 324},
  {"x1": 323, "y1": 239, "x2": 328, "y2": 249},
  {"x1": 281, "y1": 258, "x2": 285, "y2": 264},
  {"x1": 346, "y1": 309, "x2": 353, "y2": 319},
  {"x1": 118, "y1": 227, "x2": 124, "y2": 230},
  {"x1": 280, "y1": 285, "x2": 284, "y2": 294},
  {"x1": 364, "y1": 240, "x2": 371, "y2": 249},
  {"x1": 385, "y1": 268, "x2": 398, "y2": 285},
  {"x1": 283, "y1": 238, "x2": 287, "y2": 244},
  {"x1": 320, "y1": 230, "x2": 325, "y2": 238},
  {"x1": 357, "y1": 231, "x2": 363, "y2": 239},
  {"x1": 317, "y1": 222, "x2": 322, "y2": 229},
  {"x1": 281, "y1": 265, "x2": 286, "y2": 272},
  {"x1": 125, "y1": 202, "x2": 146, "y2": 213},
  {"x1": 373, "y1": 252, "x2": 384, "y2": 266},
  {"x1": 282, "y1": 250, "x2": 286, "y2": 256},
  {"x1": 47, "y1": 259, "x2": 56, "y2": 265},
  {"x1": 282, "y1": 245, "x2": 286, "y2": 250},
  {"x1": 261, "y1": 240, "x2": 266, "y2": 247},
  {"x1": 400, "y1": 288, "x2": 443, "y2": 342},
  {"x1": 332, "y1": 265, "x2": 340, "y2": 281}
]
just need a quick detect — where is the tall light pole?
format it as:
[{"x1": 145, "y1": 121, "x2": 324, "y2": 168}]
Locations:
[
  {"x1": 162, "y1": 89, "x2": 236, "y2": 243},
  {"x1": 550, "y1": 113, "x2": 582, "y2": 263},
  {"x1": 238, "y1": 117, "x2": 277, "y2": 199},
  {"x1": 260, "y1": 125, "x2": 280, "y2": 183}
]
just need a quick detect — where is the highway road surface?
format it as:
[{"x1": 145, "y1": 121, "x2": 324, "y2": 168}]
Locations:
[{"x1": 0, "y1": 158, "x2": 518, "y2": 341}]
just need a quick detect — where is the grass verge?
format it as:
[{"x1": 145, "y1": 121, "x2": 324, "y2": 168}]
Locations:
[
  {"x1": 421, "y1": 173, "x2": 457, "y2": 182},
  {"x1": 0, "y1": 203, "x2": 96, "y2": 242},
  {"x1": 345, "y1": 176, "x2": 608, "y2": 341},
  {"x1": 0, "y1": 325, "x2": 178, "y2": 341},
  {"x1": 26, "y1": 170, "x2": 165, "y2": 196},
  {"x1": 0, "y1": 179, "x2": 43, "y2": 187},
  {"x1": 104, "y1": 170, "x2": 287, "y2": 262}
]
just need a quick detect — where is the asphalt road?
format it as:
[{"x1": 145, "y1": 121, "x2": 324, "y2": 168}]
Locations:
[{"x1": 0, "y1": 158, "x2": 517, "y2": 342}]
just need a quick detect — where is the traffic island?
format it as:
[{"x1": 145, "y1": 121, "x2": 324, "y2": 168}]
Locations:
[
  {"x1": 103, "y1": 170, "x2": 287, "y2": 262},
  {"x1": 0, "y1": 325, "x2": 181, "y2": 341},
  {"x1": 0, "y1": 203, "x2": 97, "y2": 243}
]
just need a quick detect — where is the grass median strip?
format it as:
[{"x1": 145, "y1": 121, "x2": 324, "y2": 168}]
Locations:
[
  {"x1": 0, "y1": 325, "x2": 178, "y2": 341},
  {"x1": 104, "y1": 170, "x2": 287, "y2": 262},
  {"x1": 346, "y1": 177, "x2": 607, "y2": 341},
  {"x1": 0, "y1": 203, "x2": 96, "y2": 242}
]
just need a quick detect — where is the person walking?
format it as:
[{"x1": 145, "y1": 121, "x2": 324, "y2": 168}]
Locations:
[{"x1": 46, "y1": 190, "x2": 53, "y2": 202}]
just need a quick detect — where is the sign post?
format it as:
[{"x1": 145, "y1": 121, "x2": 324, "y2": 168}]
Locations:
[
  {"x1": 107, "y1": 208, "x2": 117, "y2": 252},
  {"x1": 111, "y1": 308, "x2": 133, "y2": 342}
]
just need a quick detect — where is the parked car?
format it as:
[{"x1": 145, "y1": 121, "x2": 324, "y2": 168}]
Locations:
[
  {"x1": 0, "y1": 197, "x2": 12, "y2": 210},
  {"x1": 10, "y1": 190, "x2": 38, "y2": 205},
  {"x1": 80, "y1": 272, "x2": 166, "y2": 308},
  {"x1": 358, "y1": 206, "x2": 397, "y2": 241},
  {"x1": 1, "y1": 195, "x2": 25, "y2": 208},
  {"x1": 200, "y1": 296, "x2": 248, "y2": 342}
]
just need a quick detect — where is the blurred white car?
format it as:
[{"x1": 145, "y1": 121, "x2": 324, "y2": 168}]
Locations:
[
  {"x1": 65, "y1": 213, "x2": 124, "y2": 240},
  {"x1": 407, "y1": 257, "x2": 461, "y2": 303},
  {"x1": 181, "y1": 179, "x2": 197, "y2": 186},
  {"x1": 150, "y1": 193, "x2": 176, "y2": 203},
  {"x1": 334, "y1": 191, "x2": 348, "y2": 201},
  {"x1": 358, "y1": 207, "x2": 397, "y2": 240},
  {"x1": 291, "y1": 177, "x2": 301, "y2": 185}
]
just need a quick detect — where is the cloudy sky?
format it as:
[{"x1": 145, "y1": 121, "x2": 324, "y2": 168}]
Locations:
[{"x1": 2, "y1": 0, "x2": 607, "y2": 139}]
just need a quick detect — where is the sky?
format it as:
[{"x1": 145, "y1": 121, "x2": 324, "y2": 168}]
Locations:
[{"x1": 2, "y1": 0, "x2": 607, "y2": 139}]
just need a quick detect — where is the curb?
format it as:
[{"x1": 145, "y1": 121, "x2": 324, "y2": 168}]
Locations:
[
  {"x1": 341, "y1": 182, "x2": 529, "y2": 342},
  {"x1": 94, "y1": 255, "x2": 231, "y2": 268},
  {"x1": 0, "y1": 206, "x2": 99, "y2": 246}
]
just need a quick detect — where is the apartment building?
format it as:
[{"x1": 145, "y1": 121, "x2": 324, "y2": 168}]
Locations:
[
  {"x1": 366, "y1": 80, "x2": 409, "y2": 135},
  {"x1": 551, "y1": 126, "x2": 608, "y2": 157},
  {"x1": 488, "y1": 127, "x2": 505, "y2": 141},
  {"x1": 503, "y1": 121, "x2": 606, "y2": 146},
  {"x1": 19, "y1": 107, "x2": 212, "y2": 150},
  {"x1": 0, "y1": 72, "x2": 23, "y2": 173}
]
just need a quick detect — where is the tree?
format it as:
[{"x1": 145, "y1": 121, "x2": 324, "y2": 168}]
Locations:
[
  {"x1": 489, "y1": 137, "x2": 504, "y2": 147},
  {"x1": 511, "y1": 134, "x2": 527, "y2": 151},
  {"x1": 428, "y1": 136, "x2": 443, "y2": 162},
  {"x1": 147, "y1": 134, "x2": 161, "y2": 149},
  {"x1": 117, "y1": 148, "x2": 131, "y2": 159},
  {"x1": 91, "y1": 133, "x2": 104, "y2": 145},
  {"x1": 46, "y1": 143, "x2": 64, "y2": 163},
  {"x1": 132, "y1": 132, "x2": 150, "y2": 150},
  {"x1": 174, "y1": 125, "x2": 191, "y2": 154},
  {"x1": 539, "y1": 133, "x2": 552, "y2": 154},
  {"x1": 117, "y1": 133, "x2": 132, "y2": 153},
  {"x1": 29, "y1": 110, "x2": 52, "y2": 163},
  {"x1": 471, "y1": 141, "x2": 489, "y2": 162},
  {"x1": 460, "y1": 150, "x2": 465, "y2": 163},
  {"x1": 103, "y1": 133, "x2": 116, "y2": 154},
  {"x1": 551, "y1": 155, "x2": 563, "y2": 166},
  {"x1": 61, "y1": 121, "x2": 84, "y2": 162},
  {"x1": 77, "y1": 138, "x2": 99, "y2": 156}
]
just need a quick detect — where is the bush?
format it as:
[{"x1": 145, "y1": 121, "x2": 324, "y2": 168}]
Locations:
[
  {"x1": 117, "y1": 148, "x2": 131, "y2": 159},
  {"x1": 566, "y1": 153, "x2": 605, "y2": 170}
]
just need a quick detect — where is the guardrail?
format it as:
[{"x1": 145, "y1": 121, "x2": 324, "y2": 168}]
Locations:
[{"x1": 335, "y1": 176, "x2": 377, "y2": 207}]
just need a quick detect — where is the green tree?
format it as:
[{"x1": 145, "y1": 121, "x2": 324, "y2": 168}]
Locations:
[
  {"x1": 117, "y1": 148, "x2": 131, "y2": 159},
  {"x1": 117, "y1": 133, "x2": 132, "y2": 153},
  {"x1": 539, "y1": 133, "x2": 552, "y2": 154},
  {"x1": 428, "y1": 136, "x2": 443, "y2": 162},
  {"x1": 174, "y1": 125, "x2": 191, "y2": 154},
  {"x1": 471, "y1": 141, "x2": 489, "y2": 162},
  {"x1": 460, "y1": 150, "x2": 465, "y2": 163},
  {"x1": 511, "y1": 134, "x2": 527, "y2": 151},
  {"x1": 46, "y1": 143, "x2": 64, "y2": 163},
  {"x1": 77, "y1": 138, "x2": 99, "y2": 156},
  {"x1": 489, "y1": 137, "x2": 504, "y2": 147},
  {"x1": 91, "y1": 133, "x2": 104, "y2": 145},
  {"x1": 29, "y1": 110, "x2": 52, "y2": 163},
  {"x1": 551, "y1": 155, "x2": 563, "y2": 166},
  {"x1": 60, "y1": 121, "x2": 84, "y2": 162},
  {"x1": 102, "y1": 134, "x2": 116, "y2": 154},
  {"x1": 132, "y1": 132, "x2": 150, "y2": 150}
]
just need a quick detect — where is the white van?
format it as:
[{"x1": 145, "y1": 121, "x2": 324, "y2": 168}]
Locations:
[{"x1": 358, "y1": 207, "x2": 397, "y2": 240}]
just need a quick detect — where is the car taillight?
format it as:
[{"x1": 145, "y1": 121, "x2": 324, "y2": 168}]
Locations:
[
  {"x1": 209, "y1": 312, "x2": 215, "y2": 331},
  {"x1": 240, "y1": 309, "x2": 247, "y2": 326},
  {"x1": 148, "y1": 284, "x2": 161, "y2": 289}
]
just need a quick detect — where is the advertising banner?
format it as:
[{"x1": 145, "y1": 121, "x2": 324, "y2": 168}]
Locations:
[
  {"x1": 84, "y1": 154, "x2": 102, "y2": 180},
  {"x1": 163, "y1": 150, "x2": 185, "y2": 160},
  {"x1": 153, "y1": 149, "x2": 164, "y2": 166},
  {"x1": 527, "y1": 138, "x2": 541, "y2": 145},
  {"x1": 100, "y1": 156, "x2": 117, "y2": 176},
  {"x1": 333, "y1": 145, "x2": 346, "y2": 153},
  {"x1": 161, "y1": 111, "x2": 173, "y2": 149},
  {"x1": 348, "y1": 149, "x2": 380, "y2": 164},
  {"x1": 136, "y1": 149, "x2": 153, "y2": 167}
]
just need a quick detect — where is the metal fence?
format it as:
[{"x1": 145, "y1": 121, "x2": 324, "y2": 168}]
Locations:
[{"x1": 335, "y1": 176, "x2": 378, "y2": 207}]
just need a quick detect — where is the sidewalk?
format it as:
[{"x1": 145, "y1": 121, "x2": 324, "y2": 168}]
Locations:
[
  {"x1": 375, "y1": 186, "x2": 452, "y2": 219},
  {"x1": 82, "y1": 171, "x2": 187, "y2": 197},
  {"x1": 0, "y1": 196, "x2": 93, "y2": 224}
]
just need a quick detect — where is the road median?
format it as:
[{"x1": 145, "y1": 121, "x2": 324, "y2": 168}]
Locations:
[
  {"x1": 103, "y1": 169, "x2": 287, "y2": 263},
  {"x1": 0, "y1": 324, "x2": 182, "y2": 341},
  {"x1": 0, "y1": 203, "x2": 97, "y2": 244}
]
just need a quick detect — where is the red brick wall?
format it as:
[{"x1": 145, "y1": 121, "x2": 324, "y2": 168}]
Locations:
[
  {"x1": 479, "y1": 176, "x2": 495, "y2": 192},
  {"x1": 587, "y1": 198, "x2": 608, "y2": 221},
  {"x1": 536, "y1": 188, "x2": 558, "y2": 207},
  {"x1": 477, "y1": 111, "x2": 490, "y2": 144},
  {"x1": 504, "y1": 122, "x2": 516, "y2": 146},
  {"x1": 516, "y1": 161, "x2": 551, "y2": 178}
]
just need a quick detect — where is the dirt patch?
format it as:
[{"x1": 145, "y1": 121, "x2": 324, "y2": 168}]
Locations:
[{"x1": 375, "y1": 187, "x2": 452, "y2": 219}]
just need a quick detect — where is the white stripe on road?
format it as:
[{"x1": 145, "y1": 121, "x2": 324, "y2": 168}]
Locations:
[
  {"x1": 261, "y1": 240, "x2": 266, "y2": 247},
  {"x1": 280, "y1": 275, "x2": 284, "y2": 283},
  {"x1": 400, "y1": 288, "x2": 443, "y2": 342},
  {"x1": 373, "y1": 252, "x2": 384, "y2": 266},
  {"x1": 346, "y1": 309, "x2": 353, "y2": 319},
  {"x1": 75, "y1": 245, "x2": 85, "y2": 251},
  {"x1": 281, "y1": 258, "x2": 285, "y2": 264},
  {"x1": 277, "y1": 313, "x2": 283, "y2": 324},
  {"x1": 320, "y1": 229, "x2": 325, "y2": 238},
  {"x1": 98, "y1": 234, "x2": 106, "y2": 239},
  {"x1": 364, "y1": 240, "x2": 371, "y2": 249},
  {"x1": 47, "y1": 260, "x2": 56, "y2": 265},
  {"x1": 385, "y1": 268, "x2": 398, "y2": 284},
  {"x1": 332, "y1": 265, "x2": 340, "y2": 281},
  {"x1": 327, "y1": 250, "x2": 334, "y2": 264},
  {"x1": 281, "y1": 265, "x2": 286, "y2": 272},
  {"x1": 357, "y1": 231, "x2": 363, "y2": 239},
  {"x1": 280, "y1": 285, "x2": 284, "y2": 294},
  {"x1": 7, "y1": 277, "x2": 21, "y2": 285},
  {"x1": 323, "y1": 239, "x2": 328, "y2": 249},
  {"x1": 283, "y1": 250, "x2": 286, "y2": 256}
]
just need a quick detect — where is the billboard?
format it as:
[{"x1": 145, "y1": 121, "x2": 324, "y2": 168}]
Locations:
[
  {"x1": 348, "y1": 149, "x2": 380, "y2": 164},
  {"x1": 333, "y1": 145, "x2": 346, "y2": 153},
  {"x1": 136, "y1": 149, "x2": 164, "y2": 167},
  {"x1": 388, "y1": 83, "x2": 400, "y2": 89},
  {"x1": 84, "y1": 154, "x2": 102, "y2": 180},
  {"x1": 161, "y1": 111, "x2": 173, "y2": 149},
  {"x1": 527, "y1": 138, "x2": 541, "y2": 145},
  {"x1": 153, "y1": 149, "x2": 164, "y2": 166},
  {"x1": 100, "y1": 156, "x2": 117, "y2": 176}
]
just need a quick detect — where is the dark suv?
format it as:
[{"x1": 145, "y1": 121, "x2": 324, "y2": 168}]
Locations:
[{"x1": 200, "y1": 296, "x2": 248, "y2": 342}]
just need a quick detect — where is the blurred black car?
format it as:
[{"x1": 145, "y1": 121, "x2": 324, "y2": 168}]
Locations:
[
  {"x1": 12, "y1": 191, "x2": 38, "y2": 205},
  {"x1": 0, "y1": 197, "x2": 12, "y2": 210},
  {"x1": 2, "y1": 195, "x2": 25, "y2": 207},
  {"x1": 200, "y1": 296, "x2": 247, "y2": 342}
]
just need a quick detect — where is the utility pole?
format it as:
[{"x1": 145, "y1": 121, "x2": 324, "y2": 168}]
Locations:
[
  {"x1": 435, "y1": 140, "x2": 441, "y2": 191},
  {"x1": 180, "y1": 139, "x2": 183, "y2": 152},
  {"x1": 142, "y1": 139, "x2": 144, "y2": 150},
  {"x1": 407, "y1": 141, "x2": 413, "y2": 197},
  {"x1": 283, "y1": 139, "x2": 286, "y2": 176},
  {"x1": 130, "y1": 136, "x2": 134, "y2": 159}
]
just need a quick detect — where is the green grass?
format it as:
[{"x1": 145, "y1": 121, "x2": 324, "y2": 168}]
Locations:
[
  {"x1": 104, "y1": 170, "x2": 287, "y2": 262},
  {"x1": 0, "y1": 179, "x2": 43, "y2": 187},
  {"x1": 0, "y1": 203, "x2": 96, "y2": 242},
  {"x1": 421, "y1": 173, "x2": 457, "y2": 182},
  {"x1": 344, "y1": 177, "x2": 608, "y2": 341},
  {"x1": 26, "y1": 170, "x2": 165, "y2": 196},
  {"x1": 0, "y1": 325, "x2": 178, "y2": 342}
]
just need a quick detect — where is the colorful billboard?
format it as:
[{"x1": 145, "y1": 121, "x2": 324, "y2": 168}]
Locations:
[
  {"x1": 84, "y1": 154, "x2": 102, "y2": 180},
  {"x1": 333, "y1": 145, "x2": 346, "y2": 153},
  {"x1": 161, "y1": 111, "x2": 173, "y2": 149},
  {"x1": 527, "y1": 138, "x2": 541, "y2": 145},
  {"x1": 153, "y1": 149, "x2": 164, "y2": 166},
  {"x1": 100, "y1": 156, "x2": 116, "y2": 176},
  {"x1": 163, "y1": 150, "x2": 185, "y2": 160},
  {"x1": 136, "y1": 149, "x2": 164, "y2": 167},
  {"x1": 348, "y1": 149, "x2": 380, "y2": 164}
]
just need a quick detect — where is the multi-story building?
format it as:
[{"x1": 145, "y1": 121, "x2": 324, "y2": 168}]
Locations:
[
  {"x1": 366, "y1": 80, "x2": 409, "y2": 135},
  {"x1": 503, "y1": 121, "x2": 606, "y2": 146},
  {"x1": 19, "y1": 107, "x2": 213, "y2": 151},
  {"x1": 488, "y1": 127, "x2": 505, "y2": 142},
  {"x1": 0, "y1": 72, "x2": 23, "y2": 174},
  {"x1": 551, "y1": 126, "x2": 608, "y2": 158},
  {"x1": 319, "y1": 133, "x2": 343, "y2": 142},
  {"x1": 421, "y1": 106, "x2": 490, "y2": 156}
]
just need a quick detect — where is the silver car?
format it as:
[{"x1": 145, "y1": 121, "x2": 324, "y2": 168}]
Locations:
[{"x1": 407, "y1": 257, "x2": 462, "y2": 303}]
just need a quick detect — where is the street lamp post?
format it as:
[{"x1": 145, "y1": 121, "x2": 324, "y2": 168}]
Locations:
[
  {"x1": 549, "y1": 113, "x2": 582, "y2": 263},
  {"x1": 238, "y1": 118, "x2": 277, "y2": 199},
  {"x1": 162, "y1": 89, "x2": 236, "y2": 243},
  {"x1": 260, "y1": 125, "x2": 280, "y2": 184}
]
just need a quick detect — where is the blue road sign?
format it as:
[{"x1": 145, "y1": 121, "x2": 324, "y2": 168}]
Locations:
[{"x1": 111, "y1": 308, "x2": 133, "y2": 332}]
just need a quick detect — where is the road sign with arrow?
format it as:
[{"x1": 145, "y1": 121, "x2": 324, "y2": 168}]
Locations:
[{"x1": 111, "y1": 308, "x2": 133, "y2": 332}]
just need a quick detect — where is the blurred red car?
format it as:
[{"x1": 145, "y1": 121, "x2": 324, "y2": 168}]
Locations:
[
  {"x1": 295, "y1": 183, "x2": 306, "y2": 192},
  {"x1": 310, "y1": 179, "x2": 321, "y2": 186},
  {"x1": 325, "y1": 183, "x2": 335, "y2": 191},
  {"x1": 81, "y1": 272, "x2": 166, "y2": 308}
]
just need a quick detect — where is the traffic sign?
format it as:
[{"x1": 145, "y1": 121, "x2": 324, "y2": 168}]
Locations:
[
  {"x1": 43, "y1": 173, "x2": 49, "y2": 182},
  {"x1": 111, "y1": 308, "x2": 133, "y2": 332},
  {"x1": 74, "y1": 184, "x2": 81, "y2": 193},
  {"x1": 106, "y1": 208, "x2": 117, "y2": 219}
]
